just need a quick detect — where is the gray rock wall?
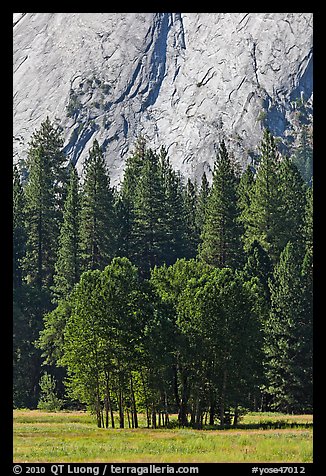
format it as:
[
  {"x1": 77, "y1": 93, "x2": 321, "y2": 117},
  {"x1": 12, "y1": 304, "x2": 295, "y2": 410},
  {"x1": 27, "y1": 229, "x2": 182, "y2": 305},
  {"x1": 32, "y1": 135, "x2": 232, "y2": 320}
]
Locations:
[{"x1": 13, "y1": 12, "x2": 313, "y2": 185}]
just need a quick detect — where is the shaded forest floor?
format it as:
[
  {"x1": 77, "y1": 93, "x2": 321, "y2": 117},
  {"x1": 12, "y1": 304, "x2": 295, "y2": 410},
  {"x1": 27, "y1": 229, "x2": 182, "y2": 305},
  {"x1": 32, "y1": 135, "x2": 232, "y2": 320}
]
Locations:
[{"x1": 13, "y1": 410, "x2": 313, "y2": 463}]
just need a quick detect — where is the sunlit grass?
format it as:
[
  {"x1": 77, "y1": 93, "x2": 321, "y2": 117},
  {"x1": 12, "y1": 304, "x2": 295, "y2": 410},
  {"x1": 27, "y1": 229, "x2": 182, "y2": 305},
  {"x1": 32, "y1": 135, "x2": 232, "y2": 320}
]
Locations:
[{"x1": 13, "y1": 410, "x2": 313, "y2": 463}]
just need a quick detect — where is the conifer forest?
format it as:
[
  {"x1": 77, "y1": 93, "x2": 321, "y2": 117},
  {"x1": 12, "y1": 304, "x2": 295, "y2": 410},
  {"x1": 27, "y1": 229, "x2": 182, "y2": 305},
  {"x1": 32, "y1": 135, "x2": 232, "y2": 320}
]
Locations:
[{"x1": 13, "y1": 117, "x2": 313, "y2": 429}]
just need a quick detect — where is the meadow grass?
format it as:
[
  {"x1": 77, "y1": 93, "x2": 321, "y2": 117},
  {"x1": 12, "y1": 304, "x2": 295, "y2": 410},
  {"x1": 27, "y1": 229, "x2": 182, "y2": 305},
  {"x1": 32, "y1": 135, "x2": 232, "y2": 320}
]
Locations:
[{"x1": 13, "y1": 410, "x2": 313, "y2": 463}]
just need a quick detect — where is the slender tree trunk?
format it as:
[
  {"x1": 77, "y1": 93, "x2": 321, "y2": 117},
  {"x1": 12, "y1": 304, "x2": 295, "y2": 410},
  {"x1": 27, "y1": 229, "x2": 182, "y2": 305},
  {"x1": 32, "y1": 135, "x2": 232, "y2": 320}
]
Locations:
[
  {"x1": 104, "y1": 396, "x2": 109, "y2": 429},
  {"x1": 209, "y1": 398, "x2": 216, "y2": 426},
  {"x1": 173, "y1": 364, "x2": 180, "y2": 409},
  {"x1": 179, "y1": 373, "x2": 189, "y2": 427},
  {"x1": 107, "y1": 385, "x2": 115, "y2": 429},
  {"x1": 164, "y1": 390, "x2": 169, "y2": 428},
  {"x1": 233, "y1": 404, "x2": 239, "y2": 426},
  {"x1": 152, "y1": 404, "x2": 157, "y2": 429},
  {"x1": 126, "y1": 408, "x2": 131, "y2": 428},
  {"x1": 220, "y1": 368, "x2": 228, "y2": 428},
  {"x1": 140, "y1": 369, "x2": 150, "y2": 428},
  {"x1": 118, "y1": 375, "x2": 124, "y2": 429},
  {"x1": 130, "y1": 373, "x2": 138, "y2": 428}
]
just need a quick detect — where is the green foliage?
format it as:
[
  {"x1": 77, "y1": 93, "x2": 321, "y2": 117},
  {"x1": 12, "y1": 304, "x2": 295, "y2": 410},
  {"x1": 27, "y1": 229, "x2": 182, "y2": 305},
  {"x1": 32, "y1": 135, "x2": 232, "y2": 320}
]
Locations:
[
  {"x1": 79, "y1": 139, "x2": 117, "y2": 271},
  {"x1": 292, "y1": 125, "x2": 313, "y2": 186},
  {"x1": 278, "y1": 156, "x2": 307, "y2": 255},
  {"x1": 13, "y1": 285, "x2": 53, "y2": 408},
  {"x1": 14, "y1": 121, "x2": 313, "y2": 422},
  {"x1": 23, "y1": 117, "x2": 68, "y2": 288},
  {"x1": 52, "y1": 163, "x2": 81, "y2": 301},
  {"x1": 199, "y1": 140, "x2": 243, "y2": 268},
  {"x1": 66, "y1": 89, "x2": 82, "y2": 118},
  {"x1": 131, "y1": 148, "x2": 167, "y2": 275},
  {"x1": 195, "y1": 171, "x2": 210, "y2": 237},
  {"x1": 241, "y1": 129, "x2": 283, "y2": 263},
  {"x1": 264, "y1": 242, "x2": 312, "y2": 413},
  {"x1": 183, "y1": 178, "x2": 199, "y2": 258},
  {"x1": 37, "y1": 372, "x2": 63, "y2": 411},
  {"x1": 13, "y1": 165, "x2": 26, "y2": 288}
]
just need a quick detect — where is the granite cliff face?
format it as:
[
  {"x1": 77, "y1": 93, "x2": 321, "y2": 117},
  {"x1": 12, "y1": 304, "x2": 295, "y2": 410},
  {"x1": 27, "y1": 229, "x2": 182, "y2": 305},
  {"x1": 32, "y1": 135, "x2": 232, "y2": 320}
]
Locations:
[{"x1": 13, "y1": 13, "x2": 313, "y2": 184}]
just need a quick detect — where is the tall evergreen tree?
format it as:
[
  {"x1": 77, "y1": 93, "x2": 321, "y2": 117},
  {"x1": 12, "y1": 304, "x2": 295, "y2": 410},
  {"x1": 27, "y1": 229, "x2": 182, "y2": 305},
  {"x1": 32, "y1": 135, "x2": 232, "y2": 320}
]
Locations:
[
  {"x1": 13, "y1": 165, "x2": 26, "y2": 288},
  {"x1": 302, "y1": 182, "x2": 313, "y2": 276},
  {"x1": 158, "y1": 146, "x2": 187, "y2": 265},
  {"x1": 52, "y1": 163, "x2": 81, "y2": 302},
  {"x1": 118, "y1": 136, "x2": 147, "y2": 258},
  {"x1": 242, "y1": 129, "x2": 283, "y2": 263},
  {"x1": 301, "y1": 184, "x2": 313, "y2": 379},
  {"x1": 264, "y1": 242, "x2": 313, "y2": 412},
  {"x1": 195, "y1": 171, "x2": 210, "y2": 238},
  {"x1": 27, "y1": 116, "x2": 68, "y2": 214},
  {"x1": 278, "y1": 156, "x2": 307, "y2": 256},
  {"x1": 79, "y1": 139, "x2": 116, "y2": 271},
  {"x1": 238, "y1": 165, "x2": 255, "y2": 249},
  {"x1": 184, "y1": 178, "x2": 199, "y2": 259},
  {"x1": 132, "y1": 148, "x2": 166, "y2": 276},
  {"x1": 23, "y1": 118, "x2": 67, "y2": 288},
  {"x1": 243, "y1": 239, "x2": 273, "y2": 306},
  {"x1": 199, "y1": 141, "x2": 242, "y2": 268},
  {"x1": 293, "y1": 124, "x2": 313, "y2": 186}
]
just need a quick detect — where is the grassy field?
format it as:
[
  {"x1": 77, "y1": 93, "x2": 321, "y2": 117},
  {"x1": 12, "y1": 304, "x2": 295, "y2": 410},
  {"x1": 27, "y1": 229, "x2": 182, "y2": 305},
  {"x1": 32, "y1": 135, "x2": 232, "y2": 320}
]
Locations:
[{"x1": 13, "y1": 410, "x2": 313, "y2": 463}]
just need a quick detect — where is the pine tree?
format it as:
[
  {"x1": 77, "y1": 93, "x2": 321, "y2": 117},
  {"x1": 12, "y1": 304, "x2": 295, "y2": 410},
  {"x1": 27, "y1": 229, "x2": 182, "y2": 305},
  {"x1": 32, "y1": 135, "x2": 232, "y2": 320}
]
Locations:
[
  {"x1": 158, "y1": 146, "x2": 187, "y2": 265},
  {"x1": 242, "y1": 129, "x2": 283, "y2": 263},
  {"x1": 300, "y1": 184, "x2": 313, "y2": 387},
  {"x1": 132, "y1": 148, "x2": 166, "y2": 276},
  {"x1": 278, "y1": 156, "x2": 307, "y2": 256},
  {"x1": 243, "y1": 239, "x2": 273, "y2": 305},
  {"x1": 27, "y1": 116, "x2": 68, "y2": 214},
  {"x1": 293, "y1": 124, "x2": 313, "y2": 186},
  {"x1": 302, "y1": 182, "x2": 313, "y2": 277},
  {"x1": 80, "y1": 139, "x2": 116, "y2": 271},
  {"x1": 184, "y1": 178, "x2": 199, "y2": 259},
  {"x1": 265, "y1": 242, "x2": 313, "y2": 412},
  {"x1": 13, "y1": 165, "x2": 26, "y2": 288},
  {"x1": 238, "y1": 165, "x2": 255, "y2": 249},
  {"x1": 199, "y1": 141, "x2": 242, "y2": 268},
  {"x1": 23, "y1": 118, "x2": 67, "y2": 288},
  {"x1": 52, "y1": 163, "x2": 81, "y2": 301},
  {"x1": 118, "y1": 136, "x2": 147, "y2": 258},
  {"x1": 195, "y1": 171, "x2": 210, "y2": 238}
]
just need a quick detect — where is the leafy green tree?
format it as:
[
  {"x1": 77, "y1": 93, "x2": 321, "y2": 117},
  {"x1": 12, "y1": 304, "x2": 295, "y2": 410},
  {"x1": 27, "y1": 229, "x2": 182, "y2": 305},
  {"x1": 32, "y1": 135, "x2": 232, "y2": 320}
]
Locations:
[
  {"x1": 13, "y1": 165, "x2": 26, "y2": 288},
  {"x1": 199, "y1": 141, "x2": 243, "y2": 268},
  {"x1": 178, "y1": 267, "x2": 264, "y2": 426},
  {"x1": 264, "y1": 242, "x2": 313, "y2": 412},
  {"x1": 37, "y1": 372, "x2": 63, "y2": 411},
  {"x1": 52, "y1": 163, "x2": 81, "y2": 301},
  {"x1": 60, "y1": 269, "x2": 105, "y2": 426},
  {"x1": 61, "y1": 258, "x2": 149, "y2": 428},
  {"x1": 151, "y1": 259, "x2": 212, "y2": 427},
  {"x1": 80, "y1": 139, "x2": 116, "y2": 271}
]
